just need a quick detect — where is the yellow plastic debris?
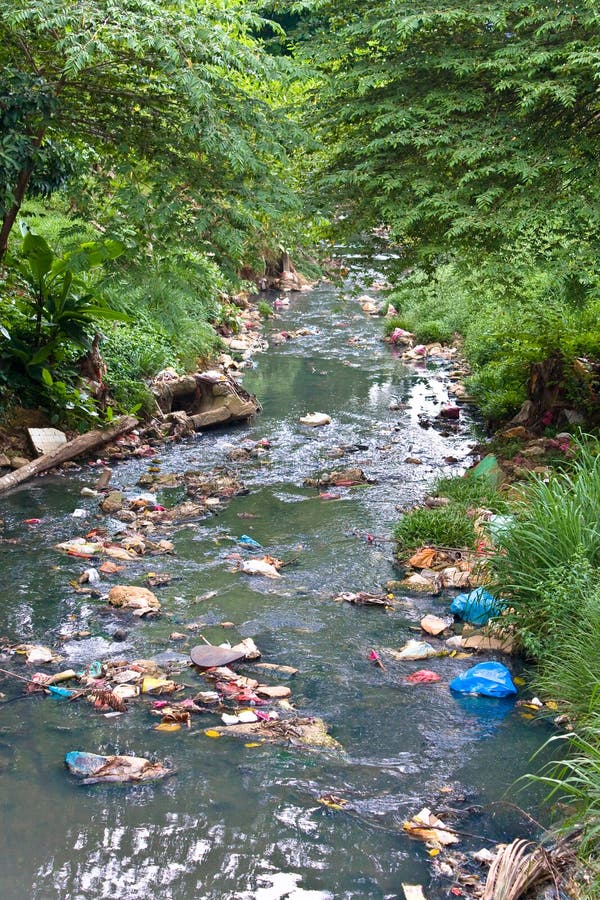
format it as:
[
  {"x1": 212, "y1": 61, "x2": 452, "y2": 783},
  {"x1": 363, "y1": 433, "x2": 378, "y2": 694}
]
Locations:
[
  {"x1": 142, "y1": 676, "x2": 176, "y2": 694},
  {"x1": 204, "y1": 729, "x2": 221, "y2": 738}
]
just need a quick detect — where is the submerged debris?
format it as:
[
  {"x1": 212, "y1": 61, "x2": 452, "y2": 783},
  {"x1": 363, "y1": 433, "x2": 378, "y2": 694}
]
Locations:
[
  {"x1": 212, "y1": 716, "x2": 342, "y2": 750},
  {"x1": 403, "y1": 807, "x2": 459, "y2": 847},
  {"x1": 388, "y1": 640, "x2": 437, "y2": 661},
  {"x1": 65, "y1": 751, "x2": 173, "y2": 785},
  {"x1": 299, "y1": 413, "x2": 331, "y2": 427},
  {"x1": 483, "y1": 835, "x2": 578, "y2": 900},
  {"x1": 108, "y1": 585, "x2": 161, "y2": 617},
  {"x1": 237, "y1": 556, "x2": 283, "y2": 578},
  {"x1": 334, "y1": 591, "x2": 390, "y2": 607},
  {"x1": 304, "y1": 467, "x2": 375, "y2": 488}
]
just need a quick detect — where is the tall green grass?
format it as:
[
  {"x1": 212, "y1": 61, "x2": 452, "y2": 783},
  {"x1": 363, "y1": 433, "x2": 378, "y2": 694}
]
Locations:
[
  {"x1": 491, "y1": 439, "x2": 600, "y2": 629},
  {"x1": 434, "y1": 474, "x2": 511, "y2": 512},
  {"x1": 491, "y1": 438, "x2": 600, "y2": 879}
]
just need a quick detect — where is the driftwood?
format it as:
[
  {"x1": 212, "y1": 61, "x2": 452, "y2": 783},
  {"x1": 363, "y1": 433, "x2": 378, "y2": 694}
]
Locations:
[{"x1": 0, "y1": 415, "x2": 138, "y2": 496}]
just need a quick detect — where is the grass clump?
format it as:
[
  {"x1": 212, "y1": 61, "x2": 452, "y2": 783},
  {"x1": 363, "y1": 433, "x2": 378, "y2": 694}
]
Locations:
[
  {"x1": 434, "y1": 474, "x2": 510, "y2": 512},
  {"x1": 258, "y1": 300, "x2": 273, "y2": 318},
  {"x1": 394, "y1": 503, "x2": 477, "y2": 554},
  {"x1": 394, "y1": 471, "x2": 508, "y2": 557}
]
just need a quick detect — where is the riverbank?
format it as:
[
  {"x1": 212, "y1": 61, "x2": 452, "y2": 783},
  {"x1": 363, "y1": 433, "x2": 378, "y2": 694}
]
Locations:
[{"x1": 389, "y1": 315, "x2": 600, "y2": 894}]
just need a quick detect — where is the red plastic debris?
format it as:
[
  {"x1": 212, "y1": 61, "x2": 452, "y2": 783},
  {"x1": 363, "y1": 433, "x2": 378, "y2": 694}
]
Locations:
[
  {"x1": 406, "y1": 669, "x2": 442, "y2": 685},
  {"x1": 440, "y1": 405, "x2": 460, "y2": 419},
  {"x1": 368, "y1": 649, "x2": 385, "y2": 671}
]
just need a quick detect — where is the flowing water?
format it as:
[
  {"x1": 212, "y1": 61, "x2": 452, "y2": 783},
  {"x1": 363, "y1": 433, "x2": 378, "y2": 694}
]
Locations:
[{"x1": 0, "y1": 281, "x2": 554, "y2": 899}]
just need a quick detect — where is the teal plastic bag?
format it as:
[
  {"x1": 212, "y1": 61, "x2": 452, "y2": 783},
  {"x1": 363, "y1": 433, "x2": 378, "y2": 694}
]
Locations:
[{"x1": 450, "y1": 588, "x2": 502, "y2": 626}]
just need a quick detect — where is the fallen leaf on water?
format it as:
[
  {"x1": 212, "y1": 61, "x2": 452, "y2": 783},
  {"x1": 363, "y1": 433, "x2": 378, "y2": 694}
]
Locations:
[
  {"x1": 403, "y1": 807, "x2": 459, "y2": 847},
  {"x1": 155, "y1": 723, "x2": 181, "y2": 732},
  {"x1": 204, "y1": 729, "x2": 221, "y2": 738},
  {"x1": 244, "y1": 742, "x2": 263, "y2": 748},
  {"x1": 318, "y1": 794, "x2": 348, "y2": 811}
]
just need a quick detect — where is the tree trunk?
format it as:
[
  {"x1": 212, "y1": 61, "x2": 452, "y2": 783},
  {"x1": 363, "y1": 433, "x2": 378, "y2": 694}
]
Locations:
[
  {"x1": 0, "y1": 165, "x2": 35, "y2": 260},
  {"x1": 0, "y1": 415, "x2": 138, "y2": 495},
  {"x1": 0, "y1": 125, "x2": 48, "y2": 260}
]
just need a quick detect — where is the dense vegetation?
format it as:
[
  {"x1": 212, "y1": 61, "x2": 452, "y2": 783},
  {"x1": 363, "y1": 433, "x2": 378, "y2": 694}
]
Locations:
[
  {"x1": 0, "y1": 0, "x2": 306, "y2": 425},
  {"x1": 394, "y1": 438, "x2": 600, "y2": 881},
  {"x1": 2, "y1": 0, "x2": 599, "y2": 429},
  {"x1": 302, "y1": 0, "x2": 600, "y2": 422}
]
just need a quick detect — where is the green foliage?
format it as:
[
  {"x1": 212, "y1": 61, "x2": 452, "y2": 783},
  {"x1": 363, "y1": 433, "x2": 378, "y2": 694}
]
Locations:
[
  {"x1": 21, "y1": 198, "x2": 102, "y2": 252},
  {"x1": 102, "y1": 250, "x2": 224, "y2": 370},
  {"x1": 386, "y1": 258, "x2": 600, "y2": 420},
  {"x1": 0, "y1": 0, "x2": 305, "y2": 272},
  {"x1": 0, "y1": 68, "x2": 70, "y2": 215},
  {"x1": 303, "y1": 1, "x2": 600, "y2": 265},
  {"x1": 490, "y1": 439, "x2": 600, "y2": 621},
  {"x1": 39, "y1": 367, "x2": 103, "y2": 428},
  {"x1": 302, "y1": 1, "x2": 600, "y2": 423},
  {"x1": 532, "y1": 561, "x2": 600, "y2": 708},
  {"x1": 394, "y1": 503, "x2": 477, "y2": 554},
  {"x1": 258, "y1": 300, "x2": 274, "y2": 318},
  {"x1": 101, "y1": 316, "x2": 178, "y2": 416},
  {"x1": 0, "y1": 223, "x2": 126, "y2": 389},
  {"x1": 433, "y1": 475, "x2": 509, "y2": 513}
]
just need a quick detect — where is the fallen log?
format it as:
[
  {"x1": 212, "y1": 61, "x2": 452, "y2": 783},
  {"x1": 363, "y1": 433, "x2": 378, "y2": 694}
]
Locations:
[{"x1": 0, "y1": 415, "x2": 138, "y2": 496}]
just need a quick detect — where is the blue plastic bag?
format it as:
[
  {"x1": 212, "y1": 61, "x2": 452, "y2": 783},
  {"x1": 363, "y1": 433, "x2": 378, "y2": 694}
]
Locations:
[
  {"x1": 239, "y1": 534, "x2": 262, "y2": 549},
  {"x1": 65, "y1": 751, "x2": 108, "y2": 777},
  {"x1": 48, "y1": 685, "x2": 75, "y2": 700},
  {"x1": 450, "y1": 588, "x2": 502, "y2": 625},
  {"x1": 449, "y1": 661, "x2": 517, "y2": 698}
]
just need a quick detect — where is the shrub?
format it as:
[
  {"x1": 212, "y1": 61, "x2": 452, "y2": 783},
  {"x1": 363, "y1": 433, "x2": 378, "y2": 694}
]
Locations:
[
  {"x1": 385, "y1": 255, "x2": 600, "y2": 422},
  {"x1": 413, "y1": 320, "x2": 454, "y2": 344}
]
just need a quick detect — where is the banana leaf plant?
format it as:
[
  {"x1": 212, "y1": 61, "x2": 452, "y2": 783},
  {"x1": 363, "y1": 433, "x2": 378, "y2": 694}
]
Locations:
[{"x1": 1, "y1": 223, "x2": 129, "y2": 380}]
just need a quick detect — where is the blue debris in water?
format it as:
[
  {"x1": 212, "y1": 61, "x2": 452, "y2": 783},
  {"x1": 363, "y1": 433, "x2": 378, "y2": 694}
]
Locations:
[
  {"x1": 48, "y1": 685, "x2": 75, "y2": 700},
  {"x1": 65, "y1": 751, "x2": 107, "y2": 777},
  {"x1": 449, "y1": 661, "x2": 517, "y2": 699},
  {"x1": 239, "y1": 534, "x2": 262, "y2": 549}
]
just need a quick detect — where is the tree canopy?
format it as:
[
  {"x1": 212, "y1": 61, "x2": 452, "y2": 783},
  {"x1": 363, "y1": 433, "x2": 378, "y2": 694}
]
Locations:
[
  {"x1": 0, "y1": 0, "x2": 302, "y2": 265},
  {"x1": 303, "y1": 1, "x2": 600, "y2": 264}
]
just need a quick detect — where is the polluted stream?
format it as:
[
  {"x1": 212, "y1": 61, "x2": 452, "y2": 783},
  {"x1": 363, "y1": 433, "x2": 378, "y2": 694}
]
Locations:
[{"x1": 0, "y1": 281, "x2": 555, "y2": 899}]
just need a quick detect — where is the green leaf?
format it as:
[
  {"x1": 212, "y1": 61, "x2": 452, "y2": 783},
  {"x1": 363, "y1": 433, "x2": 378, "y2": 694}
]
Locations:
[
  {"x1": 28, "y1": 342, "x2": 57, "y2": 366},
  {"x1": 41, "y1": 367, "x2": 54, "y2": 386},
  {"x1": 21, "y1": 229, "x2": 53, "y2": 281}
]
